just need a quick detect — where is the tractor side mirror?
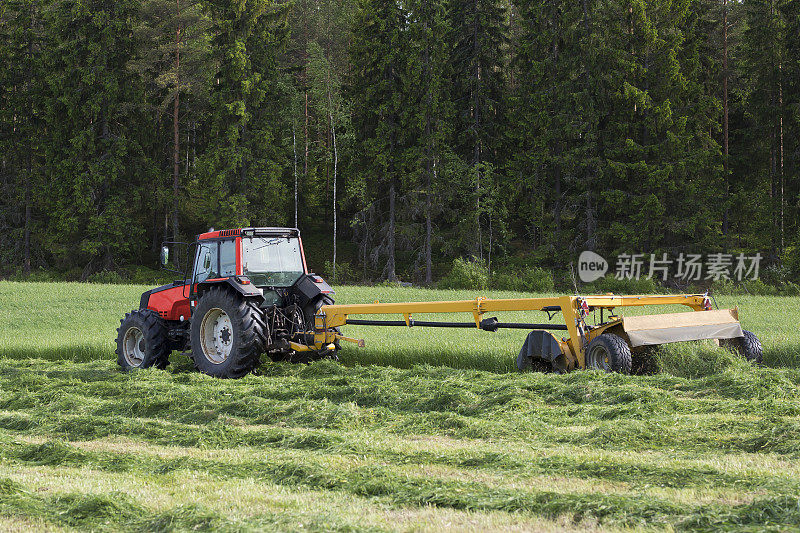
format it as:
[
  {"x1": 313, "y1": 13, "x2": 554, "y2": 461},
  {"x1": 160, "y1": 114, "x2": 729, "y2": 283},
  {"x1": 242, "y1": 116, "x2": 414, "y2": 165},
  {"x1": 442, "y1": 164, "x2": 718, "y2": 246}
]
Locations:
[
  {"x1": 203, "y1": 252, "x2": 211, "y2": 270},
  {"x1": 160, "y1": 246, "x2": 169, "y2": 267}
]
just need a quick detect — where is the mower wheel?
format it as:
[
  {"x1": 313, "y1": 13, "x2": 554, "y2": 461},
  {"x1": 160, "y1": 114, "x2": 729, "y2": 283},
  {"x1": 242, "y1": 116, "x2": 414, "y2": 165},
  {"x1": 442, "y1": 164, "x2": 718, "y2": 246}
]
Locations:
[
  {"x1": 721, "y1": 330, "x2": 763, "y2": 364},
  {"x1": 586, "y1": 333, "x2": 632, "y2": 374},
  {"x1": 116, "y1": 309, "x2": 170, "y2": 371},
  {"x1": 190, "y1": 287, "x2": 267, "y2": 378}
]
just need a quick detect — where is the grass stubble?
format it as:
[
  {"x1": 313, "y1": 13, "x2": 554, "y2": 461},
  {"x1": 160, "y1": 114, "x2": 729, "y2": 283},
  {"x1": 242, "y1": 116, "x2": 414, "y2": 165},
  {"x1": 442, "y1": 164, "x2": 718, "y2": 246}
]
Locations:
[{"x1": 0, "y1": 280, "x2": 799, "y2": 531}]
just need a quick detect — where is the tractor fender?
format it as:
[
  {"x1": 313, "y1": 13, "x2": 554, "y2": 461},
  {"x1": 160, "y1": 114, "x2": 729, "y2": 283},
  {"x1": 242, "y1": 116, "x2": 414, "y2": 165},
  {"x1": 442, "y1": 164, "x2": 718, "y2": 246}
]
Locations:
[
  {"x1": 196, "y1": 277, "x2": 265, "y2": 303},
  {"x1": 292, "y1": 274, "x2": 334, "y2": 307}
]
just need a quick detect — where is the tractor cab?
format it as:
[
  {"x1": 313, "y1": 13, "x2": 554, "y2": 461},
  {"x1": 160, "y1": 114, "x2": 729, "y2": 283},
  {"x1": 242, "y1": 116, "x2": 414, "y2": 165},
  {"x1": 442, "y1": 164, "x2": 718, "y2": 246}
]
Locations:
[
  {"x1": 187, "y1": 227, "x2": 327, "y2": 309},
  {"x1": 150, "y1": 227, "x2": 330, "y2": 317},
  {"x1": 191, "y1": 227, "x2": 307, "y2": 288}
]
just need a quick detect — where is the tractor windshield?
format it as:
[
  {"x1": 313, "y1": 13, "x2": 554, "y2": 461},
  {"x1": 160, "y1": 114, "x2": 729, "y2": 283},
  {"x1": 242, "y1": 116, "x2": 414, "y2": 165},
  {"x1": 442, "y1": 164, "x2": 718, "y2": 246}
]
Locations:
[{"x1": 242, "y1": 236, "x2": 305, "y2": 287}]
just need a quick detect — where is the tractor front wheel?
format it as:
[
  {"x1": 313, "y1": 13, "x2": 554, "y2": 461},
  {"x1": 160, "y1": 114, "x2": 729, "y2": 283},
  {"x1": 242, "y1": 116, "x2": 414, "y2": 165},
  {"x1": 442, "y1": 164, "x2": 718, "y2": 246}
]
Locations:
[
  {"x1": 116, "y1": 310, "x2": 170, "y2": 371},
  {"x1": 585, "y1": 333, "x2": 632, "y2": 374},
  {"x1": 190, "y1": 288, "x2": 267, "y2": 378}
]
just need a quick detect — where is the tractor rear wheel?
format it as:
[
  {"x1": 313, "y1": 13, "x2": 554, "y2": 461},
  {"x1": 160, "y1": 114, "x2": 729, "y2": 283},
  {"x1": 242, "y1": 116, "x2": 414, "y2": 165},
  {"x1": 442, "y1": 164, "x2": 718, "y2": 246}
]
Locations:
[
  {"x1": 190, "y1": 288, "x2": 267, "y2": 378},
  {"x1": 116, "y1": 310, "x2": 170, "y2": 371},
  {"x1": 721, "y1": 330, "x2": 763, "y2": 364},
  {"x1": 585, "y1": 333, "x2": 632, "y2": 374}
]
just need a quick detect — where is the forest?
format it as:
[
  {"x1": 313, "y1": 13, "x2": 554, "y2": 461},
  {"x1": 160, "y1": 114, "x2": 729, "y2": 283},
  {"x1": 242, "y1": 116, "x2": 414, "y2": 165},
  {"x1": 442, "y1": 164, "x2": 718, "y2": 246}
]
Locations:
[{"x1": 1, "y1": 0, "x2": 798, "y2": 284}]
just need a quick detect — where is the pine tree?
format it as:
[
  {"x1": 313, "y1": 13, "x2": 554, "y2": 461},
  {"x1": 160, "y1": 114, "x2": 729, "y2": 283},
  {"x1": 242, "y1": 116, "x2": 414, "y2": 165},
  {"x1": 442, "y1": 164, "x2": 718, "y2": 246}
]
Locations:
[{"x1": 127, "y1": 0, "x2": 211, "y2": 255}]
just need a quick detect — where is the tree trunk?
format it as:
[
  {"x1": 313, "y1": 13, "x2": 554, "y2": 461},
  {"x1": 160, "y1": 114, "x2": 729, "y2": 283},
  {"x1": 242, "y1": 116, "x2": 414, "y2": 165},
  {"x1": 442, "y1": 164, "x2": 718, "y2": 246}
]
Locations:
[
  {"x1": 24, "y1": 144, "x2": 31, "y2": 275},
  {"x1": 426, "y1": 158, "x2": 434, "y2": 284},
  {"x1": 554, "y1": 159, "x2": 562, "y2": 237},
  {"x1": 721, "y1": 0, "x2": 730, "y2": 237},
  {"x1": 328, "y1": 88, "x2": 338, "y2": 282},
  {"x1": 172, "y1": 0, "x2": 181, "y2": 260},
  {"x1": 779, "y1": 65, "x2": 784, "y2": 255},
  {"x1": 304, "y1": 90, "x2": 309, "y2": 202},
  {"x1": 552, "y1": 32, "x2": 562, "y2": 240},
  {"x1": 581, "y1": 0, "x2": 595, "y2": 250},
  {"x1": 293, "y1": 123, "x2": 298, "y2": 228},
  {"x1": 386, "y1": 55, "x2": 397, "y2": 281},
  {"x1": 472, "y1": 0, "x2": 482, "y2": 261},
  {"x1": 770, "y1": 127, "x2": 776, "y2": 257},
  {"x1": 388, "y1": 178, "x2": 397, "y2": 281},
  {"x1": 23, "y1": 8, "x2": 33, "y2": 274},
  {"x1": 424, "y1": 27, "x2": 433, "y2": 284}
]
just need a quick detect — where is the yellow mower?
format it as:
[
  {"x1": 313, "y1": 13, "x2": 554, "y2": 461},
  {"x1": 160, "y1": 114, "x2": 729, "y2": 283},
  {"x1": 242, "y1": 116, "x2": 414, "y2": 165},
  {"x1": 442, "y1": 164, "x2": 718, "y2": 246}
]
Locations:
[{"x1": 313, "y1": 293, "x2": 761, "y2": 373}]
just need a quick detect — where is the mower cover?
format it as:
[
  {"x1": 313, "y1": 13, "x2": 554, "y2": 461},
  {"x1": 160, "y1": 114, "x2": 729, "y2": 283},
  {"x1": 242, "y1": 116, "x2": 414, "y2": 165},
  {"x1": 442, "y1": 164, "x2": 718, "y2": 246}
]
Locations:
[{"x1": 621, "y1": 309, "x2": 743, "y2": 347}]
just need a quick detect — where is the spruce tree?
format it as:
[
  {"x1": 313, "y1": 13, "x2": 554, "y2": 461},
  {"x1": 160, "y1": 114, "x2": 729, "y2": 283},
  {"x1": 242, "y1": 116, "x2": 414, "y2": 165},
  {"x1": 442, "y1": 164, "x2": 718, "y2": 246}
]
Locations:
[
  {"x1": 0, "y1": 0, "x2": 45, "y2": 273},
  {"x1": 740, "y1": 0, "x2": 786, "y2": 256},
  {"x1": 196, "y1": 0, "x2": 291, "y2": 228},
  {"x1": 349, "y1": 0, "x2": 407, "y2": 280},
  {"x1": 40, "y1": 0, "x2": 150, "y2": 273},
  {"x1": 403, "y1": 0, "x2": 455, "y2": 282},
  {"x1": 449, "y1": 0, "x2": 507, "y2": 261}
]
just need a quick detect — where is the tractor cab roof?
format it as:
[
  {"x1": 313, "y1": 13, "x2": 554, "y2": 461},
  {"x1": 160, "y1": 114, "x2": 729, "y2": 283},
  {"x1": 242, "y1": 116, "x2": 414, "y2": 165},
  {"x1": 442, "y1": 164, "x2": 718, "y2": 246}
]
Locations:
[{"x1": 197, "y1": 227, "x2": 300, "y2": 240}]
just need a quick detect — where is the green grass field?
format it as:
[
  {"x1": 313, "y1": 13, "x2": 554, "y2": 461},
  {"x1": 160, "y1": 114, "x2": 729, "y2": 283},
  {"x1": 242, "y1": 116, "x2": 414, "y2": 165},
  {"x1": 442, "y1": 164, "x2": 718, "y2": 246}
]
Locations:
[{"x1": 1, "y1": 281, "x2": 800, "y2": 531}]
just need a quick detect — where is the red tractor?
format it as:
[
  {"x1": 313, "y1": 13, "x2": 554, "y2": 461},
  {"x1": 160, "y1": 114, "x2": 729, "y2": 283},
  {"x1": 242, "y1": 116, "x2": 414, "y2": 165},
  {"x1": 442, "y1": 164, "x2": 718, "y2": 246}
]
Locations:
[{"x1": 115, "y1": 227, "x2": 336, "y2": 378}]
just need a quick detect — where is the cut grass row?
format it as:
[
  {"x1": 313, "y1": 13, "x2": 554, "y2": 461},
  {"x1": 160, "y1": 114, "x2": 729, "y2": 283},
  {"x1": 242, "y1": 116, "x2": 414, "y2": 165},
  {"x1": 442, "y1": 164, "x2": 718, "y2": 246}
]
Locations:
[{"x1": 2, "y1": 360, "x2": 800, "y2": 452}]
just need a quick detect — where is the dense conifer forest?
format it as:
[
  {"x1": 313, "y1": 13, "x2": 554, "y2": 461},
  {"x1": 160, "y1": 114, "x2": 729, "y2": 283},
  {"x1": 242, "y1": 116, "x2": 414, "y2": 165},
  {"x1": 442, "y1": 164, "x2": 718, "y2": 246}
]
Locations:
[{"x1": 1, "y1": 0, "x2": 798, "y2": 283}]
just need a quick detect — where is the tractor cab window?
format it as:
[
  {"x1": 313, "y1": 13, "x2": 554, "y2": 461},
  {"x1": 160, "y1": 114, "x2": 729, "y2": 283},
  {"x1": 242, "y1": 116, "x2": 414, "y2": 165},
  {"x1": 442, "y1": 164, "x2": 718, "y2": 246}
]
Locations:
[
  {"x1": 242, "y1": 236, "x2": 304, "y2": 287},
  {"x1": 194, "y1": 242, "x2": 219, "y2": 283},
  {"x1": 220, "y1": 239, "x2": 236, "y2": 277}
]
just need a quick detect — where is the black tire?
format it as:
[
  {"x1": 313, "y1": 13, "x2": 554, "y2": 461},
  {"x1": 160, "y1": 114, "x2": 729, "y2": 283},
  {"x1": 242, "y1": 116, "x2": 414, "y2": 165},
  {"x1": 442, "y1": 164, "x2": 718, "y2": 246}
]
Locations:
[
  {"x1": 303, "y1": 295, "x2": 339, "y2": 360},
  {"x1": 116, "y1": 309, "x2": 170, "y2": 371},
  {"x1": 302, "y1": 295, "x2": 335, "y2": 341},
  {"x1": 631, "y1": 345, "x2": 660, "y2": 375},
  {"x1": 721, "y1": 330, "x2": 763, "y2": 364},
  {"x1": 190, "y1": 287, "x2": 267, "y2": 378},
  {"x1": 585, "y1": 333, "x2": 632, "y2": 374}
]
